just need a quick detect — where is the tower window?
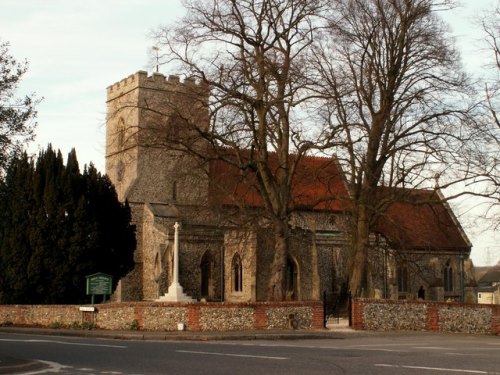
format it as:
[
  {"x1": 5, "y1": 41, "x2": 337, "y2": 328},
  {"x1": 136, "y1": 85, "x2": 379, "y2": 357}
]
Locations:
[
  {"x1": 172, "y1": 181, "x2": 177, "y2": 201},
  {"x1": 117, "y1": 118, "x2": 125, "y2": 149}
]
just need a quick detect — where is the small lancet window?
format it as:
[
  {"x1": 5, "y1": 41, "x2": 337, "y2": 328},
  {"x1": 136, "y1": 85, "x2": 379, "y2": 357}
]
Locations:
[
  {"x1": 232, "y1": 253, "x2": 243, "y2": 292},
  {"x1": 444, "y1": 261, "x2": 454, "y2": 292},
  {"x1": 172, "y1": 181, "x2": 177, "y2": 202},
  {"x1": 397, "y1": 264, "x2": 408, "y2": 293}
]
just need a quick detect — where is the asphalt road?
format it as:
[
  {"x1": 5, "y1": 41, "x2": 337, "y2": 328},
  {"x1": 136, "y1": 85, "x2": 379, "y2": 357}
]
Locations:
[{"x1": 0, "y1": 332, "x2": 499, "y2": 374}]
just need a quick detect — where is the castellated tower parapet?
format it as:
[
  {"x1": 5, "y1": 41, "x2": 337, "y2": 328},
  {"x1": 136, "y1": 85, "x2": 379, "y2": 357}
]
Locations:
[
  {"x1": 106, "y1": 71, "x2": 209, "y2": 102},
  {"x1": 105, "y1": 70, "x2": 210, "y2": 207}
]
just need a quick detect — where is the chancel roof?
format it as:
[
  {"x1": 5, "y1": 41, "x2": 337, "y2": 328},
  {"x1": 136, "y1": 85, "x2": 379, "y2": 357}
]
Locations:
[{"x1": 373, "y1": 189, "x2": 471, "y2": 251}]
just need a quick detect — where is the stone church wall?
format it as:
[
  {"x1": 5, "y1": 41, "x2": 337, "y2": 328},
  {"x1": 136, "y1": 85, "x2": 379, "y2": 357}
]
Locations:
[
  {"x1": 255, "y1": 229, "x2": 320, "y2": 301},
  {"x1": 256, "y1": 230, "x2": 277, "y2": 301},
  {"x1": 177, "y1": 226, "x2": 224, "y2": 302},
  {"x1": 288, "y1": 230, "x2": 317, "y2": 300},
  {"x1": 113, "y1": 203, "x2": 145, "y2": 302},
  {"x1": 224, "y1": 230, "x2": 258, "y2": 302},
  {"x1": 368, "y1": 249, "x2": 476, "y2": 302},
  {"x1": 141, "y1": 206, "x2": 170, "y2": 300},
  {"x1": 317, "y1": 245, "x2": 337, "y2": 296}
]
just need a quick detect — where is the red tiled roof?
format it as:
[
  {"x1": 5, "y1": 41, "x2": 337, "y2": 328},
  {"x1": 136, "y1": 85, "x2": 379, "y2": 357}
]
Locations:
[
  {"x1": 208, "y1": 152, "x2": 350, "y2": 212},
  {"x1": 208, "y1": 151, "x2": 469, "y2": 251},
  {"x1": 374, "y1": 189, "x2": 470, "y2": 251}
]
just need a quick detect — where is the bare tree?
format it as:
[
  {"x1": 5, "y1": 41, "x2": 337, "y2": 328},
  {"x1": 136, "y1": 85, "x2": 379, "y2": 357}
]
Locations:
[
  {"x1": 150, "y1": 0, "x2": 334, "y2": 301},
  {"x1": 444, "y1": 3, "x2": 500, "y2": 233},
  {"x1": 313, "y1": 0, "x2": 476, "y2": 296},
  {"x1": 477, "y1": 3, "x2": 500, "y2": 228},
  {"x1": 0, "y1": 41, "x2": 38, "y2": 174}
]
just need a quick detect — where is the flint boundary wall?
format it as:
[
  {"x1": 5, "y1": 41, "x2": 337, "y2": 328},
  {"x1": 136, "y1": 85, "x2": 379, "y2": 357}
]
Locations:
[
  {"x1": 352, "y1": 298, "x2": 500, "y2": 335},
  {"x1": 0, "y1": 301, "x2": 323, "y2": 331}
]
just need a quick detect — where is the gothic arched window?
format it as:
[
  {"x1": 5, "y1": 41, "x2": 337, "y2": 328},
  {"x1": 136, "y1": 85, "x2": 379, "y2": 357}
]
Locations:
[
  {"x1": 444, "y1": 262, "x2": 454, "y2": 292},
  {"x1": 397, "y1": 264, "x2": 408, "y2": 293},
  {"x1": 232, "y1": 253, "x2": 243, "y2": 292}
]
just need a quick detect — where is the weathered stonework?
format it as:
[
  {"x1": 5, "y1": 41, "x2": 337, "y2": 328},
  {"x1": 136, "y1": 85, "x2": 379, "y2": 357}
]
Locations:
[
  {"x1": 97, "y1": 307, "x2": 135, "y2": 330},
  {"x1": 266, "y1": 306, "x2": 313, "y2": 329},
  {"x1": 224, "y1": 231, "x2": 258, "y2": 302},
  {"x1": 352, "y1": 298, "x2": 500, "y2": 335},
  {"x1": 200, "y1": 306, "x2": 254, "y2": 331},
  {"x1": 0, "y1": 305, "x2": 80, "y2": 327},
  {"x1": 364, "y1": 302, "x2": 427, "y2": 331},
  {"x1": 438, "y1": 305, "x2": 492, "y2": 334},
  {"x1": 141, "y1": 306, "x2": 187, "y2": 331},
  {"x1": 0, "y1": 302, "x2": 323, "y2": 331}
]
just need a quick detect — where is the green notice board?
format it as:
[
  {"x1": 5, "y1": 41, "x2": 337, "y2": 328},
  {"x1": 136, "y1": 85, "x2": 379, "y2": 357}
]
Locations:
[{"x1": 86, "y1": 272, "x2": 112, "y2": 295}]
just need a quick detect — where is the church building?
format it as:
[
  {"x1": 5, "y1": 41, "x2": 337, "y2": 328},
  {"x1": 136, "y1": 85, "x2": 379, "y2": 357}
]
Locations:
[{"x1": 106, "y1": 71, "x2": 476, "y2": 304}]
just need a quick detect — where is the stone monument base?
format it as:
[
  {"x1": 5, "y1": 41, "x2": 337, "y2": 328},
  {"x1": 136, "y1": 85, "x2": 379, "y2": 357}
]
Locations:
[{"x1": 156, "y1": 282, "x2": 196, "y2": 302}]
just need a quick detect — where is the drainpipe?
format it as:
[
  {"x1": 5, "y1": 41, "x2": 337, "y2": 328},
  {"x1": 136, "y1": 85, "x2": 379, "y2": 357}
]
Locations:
[
  {"x1": 220, "y1": 244, "x2": 225, "y2": 302},
  {"x1": 460, "y1": 250, "x2": 465, "y2": 302},
  {"x1": 383, "y1": 247, "x2": 387, "y2": 299}
]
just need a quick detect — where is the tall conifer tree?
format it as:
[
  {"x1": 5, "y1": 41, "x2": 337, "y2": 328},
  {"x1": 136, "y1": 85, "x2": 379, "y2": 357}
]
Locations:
[{"x1": 0, "y1": 146, "x2": 135, "y2": 304}]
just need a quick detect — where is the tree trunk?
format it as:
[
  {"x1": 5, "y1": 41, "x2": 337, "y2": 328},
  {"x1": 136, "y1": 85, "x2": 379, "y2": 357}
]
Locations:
[
  {"x1": 310, "y1": 231, "x2": 321, "y2": 300},
  {"x1": 267, "y1": 221, "x2": 289, "y2": 301},
  {"x1": 349, "y1": 203, "x2": 370, "y2": 297}
]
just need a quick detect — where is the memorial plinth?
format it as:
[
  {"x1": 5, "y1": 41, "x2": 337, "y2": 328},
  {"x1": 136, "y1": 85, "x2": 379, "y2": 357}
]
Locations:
[{"x1": 156, "y1": 222, "x2": 195, "y2": 302}]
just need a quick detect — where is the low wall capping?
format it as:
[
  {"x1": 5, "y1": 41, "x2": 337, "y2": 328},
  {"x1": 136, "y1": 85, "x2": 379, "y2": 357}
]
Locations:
[{"x1": 0, "y1": 301, "x2": 323, "y2": 332}]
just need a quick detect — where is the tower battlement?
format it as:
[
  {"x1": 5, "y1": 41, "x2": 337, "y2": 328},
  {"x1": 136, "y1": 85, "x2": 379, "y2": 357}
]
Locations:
[{"x1": 107, "y1": 71, "x2": 208, "y2": 101}]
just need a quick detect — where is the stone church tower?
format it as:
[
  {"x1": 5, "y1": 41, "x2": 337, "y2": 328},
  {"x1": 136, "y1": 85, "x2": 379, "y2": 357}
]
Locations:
[
  {"x1": 106, "y1": 71, "x2": 209, "y2": 205},
  {"x1": 106, "y1": 71, "x2": 216, "y2": 301}
]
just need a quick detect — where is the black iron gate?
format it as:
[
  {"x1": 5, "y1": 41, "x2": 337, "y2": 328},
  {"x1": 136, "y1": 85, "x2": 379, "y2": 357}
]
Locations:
[{"x1": 322, "y1": 286, "x2": 351, "y2": 328}]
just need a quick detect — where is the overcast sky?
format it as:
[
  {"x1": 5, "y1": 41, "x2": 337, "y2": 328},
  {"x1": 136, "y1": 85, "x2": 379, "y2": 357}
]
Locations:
[{"x1": 1, "y1": 0, "x2": 498, "y2": 266}]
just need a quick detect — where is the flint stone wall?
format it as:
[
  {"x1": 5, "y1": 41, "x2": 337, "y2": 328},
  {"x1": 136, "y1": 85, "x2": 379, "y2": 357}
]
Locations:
[
  {"x1": 266, "y1": 306, "x2": 313, "y2": 329},
  {"x1": 352, "y1": 298, "x2": 500, "y2": 335},
  {"x1": 0, "y1": 305, "x2": 80, "y2": 327},
  {"x1": 0, "y1": 301, "x2": 322, "y2": 332},
  {"x1": 363, "y1": 302, "x2": 427, "y2": 331},
  {"x1": 438, "y1": 305, "x2": 492, "y2": 334},
  {"x1": 200, "y1": 306, "x2": 254, "y2": 331}
]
